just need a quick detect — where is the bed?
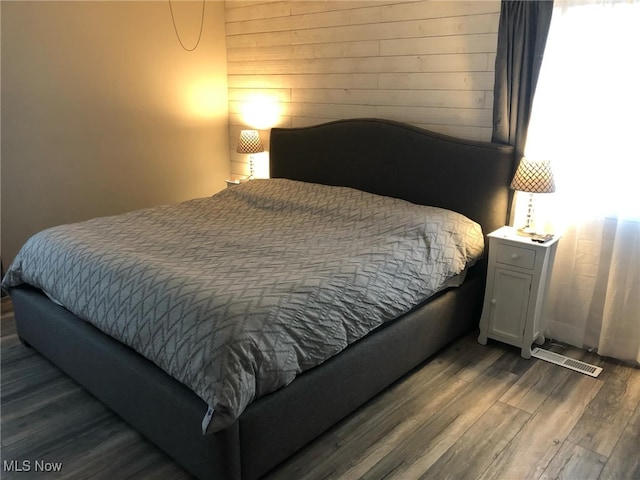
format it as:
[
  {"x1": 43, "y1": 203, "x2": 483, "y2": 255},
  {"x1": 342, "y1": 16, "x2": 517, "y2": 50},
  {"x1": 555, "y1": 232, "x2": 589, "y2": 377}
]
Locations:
[{"x1": 4, "y1": 118, "x2": 514, "y2": 480}]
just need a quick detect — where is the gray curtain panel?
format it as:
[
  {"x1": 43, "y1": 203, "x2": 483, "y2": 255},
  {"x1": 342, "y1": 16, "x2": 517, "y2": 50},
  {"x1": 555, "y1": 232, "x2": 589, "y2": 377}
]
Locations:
[{"x1": 492, "y1": 0, "x2": 554, "y2": 166}]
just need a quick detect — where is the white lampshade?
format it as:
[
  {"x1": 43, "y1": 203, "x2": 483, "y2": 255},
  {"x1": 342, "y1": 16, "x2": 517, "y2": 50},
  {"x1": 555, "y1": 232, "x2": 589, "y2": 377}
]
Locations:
[
  {"x1": 510, "y1": 157, "x2": 556, "y2": 193},
  {"x1": 237, "y1": 130, "x2": 264, "y2": 154}
]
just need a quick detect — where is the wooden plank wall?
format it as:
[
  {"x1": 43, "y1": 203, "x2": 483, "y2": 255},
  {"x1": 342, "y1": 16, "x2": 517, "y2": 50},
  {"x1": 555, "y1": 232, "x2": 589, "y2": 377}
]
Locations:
[{"x1": 225, "y1": 0, "x2": 501, "y2": 178}]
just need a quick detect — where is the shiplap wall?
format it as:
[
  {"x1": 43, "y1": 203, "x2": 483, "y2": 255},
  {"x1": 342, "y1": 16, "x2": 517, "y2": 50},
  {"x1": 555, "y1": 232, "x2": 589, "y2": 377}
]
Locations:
[{"x1": 225, "y1": 0, "x2": 501, "y2": 178}]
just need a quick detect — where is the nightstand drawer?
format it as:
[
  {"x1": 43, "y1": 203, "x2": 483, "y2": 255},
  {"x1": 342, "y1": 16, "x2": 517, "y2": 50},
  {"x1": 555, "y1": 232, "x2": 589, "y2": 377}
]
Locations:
[{"x1": 496, "y1": 243, "x2": 536, "y2": 270}]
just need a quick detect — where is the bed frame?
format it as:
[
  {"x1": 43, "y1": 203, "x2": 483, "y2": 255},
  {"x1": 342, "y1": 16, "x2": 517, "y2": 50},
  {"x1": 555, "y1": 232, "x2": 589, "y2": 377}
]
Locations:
[{"x1": 10, "y1": 118, "x2": 514, "y2": 480}]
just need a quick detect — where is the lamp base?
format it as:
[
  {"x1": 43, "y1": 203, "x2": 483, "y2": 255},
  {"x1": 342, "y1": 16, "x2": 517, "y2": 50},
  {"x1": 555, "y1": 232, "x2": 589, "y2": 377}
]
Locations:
[{"x1": 515, "y1": 226, "x2": 537, "y2": 237}]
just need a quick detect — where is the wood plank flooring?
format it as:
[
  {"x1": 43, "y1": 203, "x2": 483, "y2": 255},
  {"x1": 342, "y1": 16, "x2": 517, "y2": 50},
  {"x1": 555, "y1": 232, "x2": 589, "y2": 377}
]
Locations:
[{"x1": 1, "y1": 296, "x2": 639, "y2": 479}]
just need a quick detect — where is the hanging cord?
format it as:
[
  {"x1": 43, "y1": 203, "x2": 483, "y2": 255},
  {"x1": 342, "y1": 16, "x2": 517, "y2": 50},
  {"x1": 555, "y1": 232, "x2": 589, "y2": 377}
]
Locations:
[{"x1": 168, "y1": 0, "x2": 205, "y2": 52}]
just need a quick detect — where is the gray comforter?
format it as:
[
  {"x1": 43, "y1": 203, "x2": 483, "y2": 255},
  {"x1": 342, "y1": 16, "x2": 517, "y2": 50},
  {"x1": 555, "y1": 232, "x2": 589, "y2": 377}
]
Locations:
[{"x1": 3, "y1": 179, "x2": 484, "y2": 433}]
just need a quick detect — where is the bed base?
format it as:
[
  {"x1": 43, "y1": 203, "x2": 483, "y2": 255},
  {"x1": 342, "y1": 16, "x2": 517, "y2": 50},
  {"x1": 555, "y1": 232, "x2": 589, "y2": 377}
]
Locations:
[{"x1": 12, "y1": 272, "x2": 482, "y2": 480}]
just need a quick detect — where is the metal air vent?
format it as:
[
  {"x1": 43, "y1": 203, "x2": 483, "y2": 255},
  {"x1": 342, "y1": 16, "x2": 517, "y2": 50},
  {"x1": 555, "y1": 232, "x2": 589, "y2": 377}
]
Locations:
[{"x1": 531, "y1": 348, "x2": 602, "y2": 377}]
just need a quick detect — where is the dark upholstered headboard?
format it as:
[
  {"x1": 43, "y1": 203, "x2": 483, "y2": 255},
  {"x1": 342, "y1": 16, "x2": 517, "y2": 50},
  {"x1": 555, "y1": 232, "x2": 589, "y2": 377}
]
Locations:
[{"x1": 270, "y1": 118, "x2": 515, "y2": 236}]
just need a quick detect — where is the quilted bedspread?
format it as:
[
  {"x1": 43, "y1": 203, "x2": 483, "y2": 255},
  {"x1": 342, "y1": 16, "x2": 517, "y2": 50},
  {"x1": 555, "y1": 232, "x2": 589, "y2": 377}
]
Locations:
[{"x1": 3, "y1": 179, "x2": 484, "y2": 433}]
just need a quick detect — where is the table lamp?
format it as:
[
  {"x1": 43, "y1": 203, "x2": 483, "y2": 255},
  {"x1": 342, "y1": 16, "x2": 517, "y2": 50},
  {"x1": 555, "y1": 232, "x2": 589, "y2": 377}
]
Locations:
[
  {"x1": 510, "y1": 157, "x2": 556, "y2": 236},
  {"x1": 237, "y1": 130, "x2": 264, "y2": 180}
]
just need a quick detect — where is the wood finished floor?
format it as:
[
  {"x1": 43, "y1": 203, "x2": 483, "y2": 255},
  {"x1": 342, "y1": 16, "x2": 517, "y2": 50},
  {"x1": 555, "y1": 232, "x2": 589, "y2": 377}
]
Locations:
[{"x1": 1, "y1": 296, "x2": 639, "y2": 480}]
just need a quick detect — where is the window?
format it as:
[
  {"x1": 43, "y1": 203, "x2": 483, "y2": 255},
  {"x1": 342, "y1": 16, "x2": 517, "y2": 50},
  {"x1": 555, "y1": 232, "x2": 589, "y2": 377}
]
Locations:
[{"x1": 525, "y1": 0, "x2": 640, "y2": 224}]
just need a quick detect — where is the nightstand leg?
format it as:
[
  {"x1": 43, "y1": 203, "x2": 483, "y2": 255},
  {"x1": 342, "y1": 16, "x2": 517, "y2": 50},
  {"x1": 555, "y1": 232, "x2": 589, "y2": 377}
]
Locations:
[
  {"x1": 534, "y1": 334, "x2": 545, "y2": 346},
  {"x1": 521, "y1": 344, "x2": 532, "y2": 359}
]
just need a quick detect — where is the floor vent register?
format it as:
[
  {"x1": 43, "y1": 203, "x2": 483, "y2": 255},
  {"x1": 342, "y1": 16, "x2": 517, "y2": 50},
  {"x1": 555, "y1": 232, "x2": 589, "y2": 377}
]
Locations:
[{"x1": 531, "y1": 348, "x2": 603, "y2": 377}]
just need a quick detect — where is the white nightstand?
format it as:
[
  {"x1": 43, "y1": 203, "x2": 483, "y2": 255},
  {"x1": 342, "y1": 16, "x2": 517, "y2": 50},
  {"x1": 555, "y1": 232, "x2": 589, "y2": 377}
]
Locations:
[{"x1": 478, "y1": 226, "x2": 560, "y2": 358}]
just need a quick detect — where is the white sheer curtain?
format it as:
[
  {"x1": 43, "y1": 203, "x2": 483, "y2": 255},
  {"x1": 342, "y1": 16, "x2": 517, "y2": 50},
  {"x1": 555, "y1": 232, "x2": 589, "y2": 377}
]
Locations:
[{"x1": 523, "y1": 0, "x2": 640, "y2": 365}]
